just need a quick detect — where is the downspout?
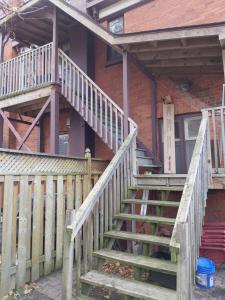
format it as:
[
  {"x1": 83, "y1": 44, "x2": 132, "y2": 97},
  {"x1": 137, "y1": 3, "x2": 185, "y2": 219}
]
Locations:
[{"x1": 150, "y1": 77, "x2": 158, "y2": 161}]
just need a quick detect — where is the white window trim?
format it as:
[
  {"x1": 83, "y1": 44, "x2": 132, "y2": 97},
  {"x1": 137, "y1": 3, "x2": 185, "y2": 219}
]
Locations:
[{"x1": 184, "y1": 116, "x2": 202, "y2": 141}]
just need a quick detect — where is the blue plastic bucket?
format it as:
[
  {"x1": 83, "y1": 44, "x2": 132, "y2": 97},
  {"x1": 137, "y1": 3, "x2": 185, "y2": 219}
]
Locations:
[{"x1": 196, "y1": 257, "x2": 215, "y2": 289}]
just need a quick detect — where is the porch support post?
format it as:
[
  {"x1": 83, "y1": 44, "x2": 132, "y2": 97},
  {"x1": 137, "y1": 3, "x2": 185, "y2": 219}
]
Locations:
[
  {"x1": 0, "y1": 114, "x2": 3, "y2": 148},
  {"x1": 50, "y1": 86, "x2": 60, "y2": 154},
  {"x1": 219, "y1": 34, "x2": 225, "y2": 82},
  {"x1": 150, "y1": 78, "x2": 158, "y2": 157},
  {"x1": 123, "y1": 51, "x2": 129, "y2": 137},
  {"x1": 52, "y1": 6, "x2": 59, "y2": 83},
  {"x1": 51, "y1": 6, "x2": 60, "y2": 154},
  {"x1": 0, "y1": 31, "x2": 3, "y2": 62}
]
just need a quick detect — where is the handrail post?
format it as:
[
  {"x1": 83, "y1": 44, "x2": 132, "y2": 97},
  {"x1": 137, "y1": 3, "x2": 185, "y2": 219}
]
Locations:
[
  {"x1": 202, "y1": 111, "x2": 213, "y2": 187},
  {"x1": 85, "y1": 148, "x2": 92, "y2": 192},
  {"x1": 129, "y1": 122, "x2": 137, "y2": 183},
  {"x1": 62, "y1": 209, "x2": 76, "y2": 300}
]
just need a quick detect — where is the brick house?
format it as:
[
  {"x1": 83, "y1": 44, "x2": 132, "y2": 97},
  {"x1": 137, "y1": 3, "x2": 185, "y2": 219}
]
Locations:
[{"x1": 0, "y1": 1, "x2": 225, "y2": 299}]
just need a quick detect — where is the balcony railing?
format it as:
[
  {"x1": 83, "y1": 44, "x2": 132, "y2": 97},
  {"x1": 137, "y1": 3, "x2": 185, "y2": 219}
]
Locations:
[{"x1": 0, "y1": 43, "x2": 52, "y2": 98}]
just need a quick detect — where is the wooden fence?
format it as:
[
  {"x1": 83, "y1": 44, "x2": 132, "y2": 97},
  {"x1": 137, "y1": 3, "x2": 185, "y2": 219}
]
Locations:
[{"x1": 0, "y1": 150, "x2": 108, "y2": 297}]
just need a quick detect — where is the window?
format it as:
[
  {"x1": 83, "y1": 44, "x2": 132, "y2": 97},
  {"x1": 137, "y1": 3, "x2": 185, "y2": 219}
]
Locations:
[
  {"x1": 59, "y1": 134, "x2": 69, "y2": 156},
  {"x1": 107, "y1": 16, "x2": 123, "y2": 64}
]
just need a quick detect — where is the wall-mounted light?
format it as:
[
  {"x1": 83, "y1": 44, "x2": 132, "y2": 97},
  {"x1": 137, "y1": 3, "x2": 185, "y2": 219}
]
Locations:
[{"x1": 180, "y1": 79, "x2": 193, "y2": 92}]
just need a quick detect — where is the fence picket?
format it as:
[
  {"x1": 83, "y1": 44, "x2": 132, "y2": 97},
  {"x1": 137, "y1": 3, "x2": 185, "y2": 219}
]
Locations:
[
  {"x1": 32, "y1": 176, "x2": 42, "y2": 281},
  {"x1": 17, "y1": 176, "x2": 29, "y2": 287},
  {"x1": 0, "y1": 176, "x2": 14, "y2": 296}
]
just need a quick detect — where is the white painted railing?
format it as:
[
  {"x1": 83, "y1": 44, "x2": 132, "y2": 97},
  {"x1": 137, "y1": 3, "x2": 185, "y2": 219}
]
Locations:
[
  {"x1": 58, "y1": 49, "x2": 128, "y2": 152},
  {"x1": 0, "y1": 43, "x2": 52, "y2": 98},
  {"x1": 202, "y1": 106, "x2": 225, "y2": 174},
  {"x1": 170, "y1": 117, "x2": 209, "y2": 300},
  {"x1": 62, "y1": 125, "x2": 137, "y2": 299}
]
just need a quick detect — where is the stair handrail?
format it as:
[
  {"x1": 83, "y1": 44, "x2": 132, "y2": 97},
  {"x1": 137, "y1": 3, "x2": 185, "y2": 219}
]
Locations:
[
  {"x1": 58, "y1": 48, "x2": 130, "y2": 152},
  {"x1": 62, "y1": 123, "x2": 137, "y2": 299},
  {"x1": 58, "y1": 48, "x2": 124, "y2": 115},
  {"x1": 170, "y1": 117, "x2": 210, "y2": 299}
]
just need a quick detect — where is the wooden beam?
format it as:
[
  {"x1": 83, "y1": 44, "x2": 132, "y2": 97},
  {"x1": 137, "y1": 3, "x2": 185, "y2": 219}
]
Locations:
[
  {"x1": 128, "y1": 37, "x2": 220, "y2": 53},
  {"x1": 149, "y1": 66, "x2": 223, "y2": 75},
  {"x1": 137, "y1": 47, "x2": 221, "y2": 61},
  {"x1": 146, "y1": 57, "x2": 222, "y2": 68},
  {"x1": 0, "y1": 31, "x2": 3, "y2": 62},
  {"x1": 222, "y1": 49, "x2": 225, "y2": 81},
  {"x1": 50, "y1": 86, "x2": 60, "y2": 154},
  {"x1": 52, "y1": 6, "x2": 59, "y2": 83},
  {"x1": 0, "y1": 110, "x2": 31, "y2": 152},
  {"x1": 0, "y1": 114, "x2": 3, "y2": 148},
  {"x1": 17, "y1": 96, "x2": 51, "y2": 150},
  {"x1": 0, "y1": 85, "x2": 53, "y2": 110},
  {"x1": 163, "y1": 103, "x2": 176, "y2": 174},
  {"x1": 114, "y1": 24, "x2": 225, "y2": 45}
]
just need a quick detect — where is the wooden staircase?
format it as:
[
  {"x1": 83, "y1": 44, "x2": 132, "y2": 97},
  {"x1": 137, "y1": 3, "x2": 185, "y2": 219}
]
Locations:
[
  {"x1": 56, "y1": 48, "x2": 211, "y2": 299},
  {"x1": 79, "y1": 184, "x2": 180, "y2": 300}
]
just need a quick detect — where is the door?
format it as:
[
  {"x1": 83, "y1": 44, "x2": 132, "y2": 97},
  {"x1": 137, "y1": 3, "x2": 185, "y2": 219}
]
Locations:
[{"x1": 160, "y1": 114, "x2": 201, "y2": 173}]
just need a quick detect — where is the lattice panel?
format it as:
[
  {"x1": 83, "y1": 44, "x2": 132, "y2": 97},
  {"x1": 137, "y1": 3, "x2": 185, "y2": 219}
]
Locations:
[{"x1": 0, "y1": 149, "x2": 108, "y2": 175}]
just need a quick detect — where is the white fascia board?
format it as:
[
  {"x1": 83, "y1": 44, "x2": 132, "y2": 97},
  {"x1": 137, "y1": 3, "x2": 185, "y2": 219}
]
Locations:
[{"x1": 99, "y1": 0, "x2": 145, "y2": 19}]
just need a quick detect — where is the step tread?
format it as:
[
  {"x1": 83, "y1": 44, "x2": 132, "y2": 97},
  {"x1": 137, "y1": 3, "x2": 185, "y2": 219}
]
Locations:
[
  {"x1": 129, "y1": 185, "x2": 183, "y2": 191},
  {"x1": 104, "y1": 230, "x2": 171, "y2": 246},
  {"x1": 114, "y1": 213, "x2": 176, "y2": 225},
  {"x1": 81, "y1": 270, "x2": 177, "y2": 300},
  {"x1": 122, "y1": 199, "x2": 180, "y2": 207},
  {"x1": 93, "y1": 249, "x2": 177, "y2": 274}
]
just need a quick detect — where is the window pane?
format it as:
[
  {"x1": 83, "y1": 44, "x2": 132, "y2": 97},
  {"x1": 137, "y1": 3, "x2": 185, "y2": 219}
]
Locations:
[
  {"x1": 185, "y1": 118, "x2": 201, "y2": 139},
  {"x1": 59, "y1": 134, "x2": 69, "y2": 156},
  {"x1": 109, "y1": 17, "x2": 124, "y2": 34}
]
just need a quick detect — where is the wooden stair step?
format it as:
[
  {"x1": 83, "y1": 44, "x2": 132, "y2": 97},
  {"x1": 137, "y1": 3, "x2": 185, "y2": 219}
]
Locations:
[
  {"x1": 114, "y1": 213, "x2": 176, "y2": 225},
  {"x1": 80, "y1": 270, "x2": 177, "y2": 300},
  {"x1": 104, "y1": 230, "x2": 172, "y2": 247},
  {"x1": 129, "y1": 185, "x2": 183, "y2": 191},
  {"x1": 93, "y1": 249, "x2": 177, "y2": 274},
  {"x1": 122, "y1": 199, "x2": 180, "y2": 207}
]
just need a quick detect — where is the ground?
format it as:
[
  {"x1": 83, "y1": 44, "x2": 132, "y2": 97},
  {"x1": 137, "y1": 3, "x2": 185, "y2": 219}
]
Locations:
[{"x1": 19, "y1": 265, "x2": 225, "y2": 300}]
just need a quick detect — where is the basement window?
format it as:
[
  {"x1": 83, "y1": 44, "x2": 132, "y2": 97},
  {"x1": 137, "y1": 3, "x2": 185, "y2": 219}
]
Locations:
[{"x1": 106, "y1": 16, "x2": 123, "y2": 65}]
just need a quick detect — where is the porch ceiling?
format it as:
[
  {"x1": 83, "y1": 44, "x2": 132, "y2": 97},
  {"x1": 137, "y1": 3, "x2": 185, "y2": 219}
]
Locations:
[
  {"x1": 1, "y1": 0, "x2": 76, "y2": 46},
  {"x1": 125, "y1": 35, "x2": 223, "y2": 75}
]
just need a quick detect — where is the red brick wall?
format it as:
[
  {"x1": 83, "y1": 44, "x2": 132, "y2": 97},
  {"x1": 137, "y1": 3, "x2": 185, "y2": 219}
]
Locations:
[
  {"x1": 42, "y1": 110, "x2": 70, "y2": 153},
  {"x1": 124, "y1": 0, "x2": 225, "y2": 33},
  {"x1": 95, "y1": 37, "x2": 153, "y2": 159}
]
